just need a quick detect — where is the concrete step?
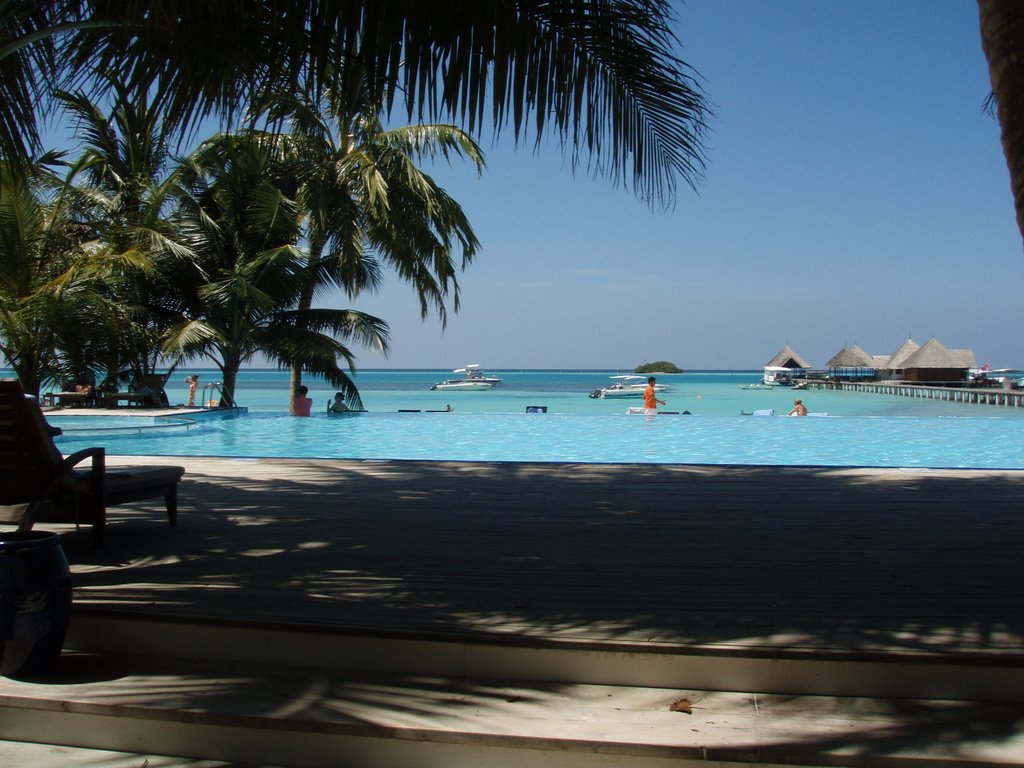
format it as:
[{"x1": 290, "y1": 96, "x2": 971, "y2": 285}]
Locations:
[
  {"x1": 0, "y1": 738, "x2": 278, "y2": 768},
  {"x1": 3, "y1": 647, "x2": 1024, "y2": 768},
  {"x1": 0, "y1": 610, "x2": 1020, "y2": 768},
  {"x1": 67, "y1": 608, "x2": 1024, "y2": 702}
]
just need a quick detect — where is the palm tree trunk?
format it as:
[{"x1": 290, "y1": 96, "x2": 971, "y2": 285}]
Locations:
[
  {"x1": 288, "y1": 234, "x2": 329, "y2": 413},
  {"x1": 289, "y1": 124, "x2": 355, "y2": 412},
  {"x1": 287, "y1": 364, "x2": 301, "y2": 414},
  {"x1": 220, "y1": 362, "x2": 239, "y2": 409},
  {"x1": 979, "y1": 0, "x2": 1024, "y2": 246}
]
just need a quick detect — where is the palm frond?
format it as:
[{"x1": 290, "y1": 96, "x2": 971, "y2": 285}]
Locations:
[{"x1": 44, "y1": 1, "x2": 706, "y2": 207}]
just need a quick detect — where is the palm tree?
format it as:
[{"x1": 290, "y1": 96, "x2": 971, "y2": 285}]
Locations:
[
  {"x1": 166, "y1": 133, "x2": 389, "y2": 408},
  {"x1": 0, "y1": 154, "x2": 93, "y2": 395},
  {"x1": 56, "y1": 83, "x2": 192, "y2": 384},
  {"x1": 2, "y1": 1, "x2": 707, "y2": 208},
  {"x1": 979, "y1": 0, "x2": 1024, "y2": 246},
  {"x1": 259, "y1": 88, "x2": 485, "y2": 407}
]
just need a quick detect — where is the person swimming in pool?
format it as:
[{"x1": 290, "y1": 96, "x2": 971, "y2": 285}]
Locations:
[{"x1": 327, "y1": 392, "x2": 348, "y2": 413}]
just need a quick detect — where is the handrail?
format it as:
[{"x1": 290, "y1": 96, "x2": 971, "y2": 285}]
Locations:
[{"x1": 200, "y1": 382, "x2": 238, "y2": 408}]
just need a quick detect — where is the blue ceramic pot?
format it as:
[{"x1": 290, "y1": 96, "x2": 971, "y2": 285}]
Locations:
[{"x1": 0, "y1": 531, "x2": 72, "y2": 676}]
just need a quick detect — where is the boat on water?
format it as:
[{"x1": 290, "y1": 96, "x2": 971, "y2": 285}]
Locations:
[
  {"x1": 430, "y1": 364, "x2": 502, "y2": 392},
  {"x1": 762, "y1": 366, "x2": 797, "y2": 386},
  {"x1": 589, "y1": 375, "x2": 669, "y2": 399},
  {"x1": 738, "y1": 383, "x2": 775, "y2": 391}
]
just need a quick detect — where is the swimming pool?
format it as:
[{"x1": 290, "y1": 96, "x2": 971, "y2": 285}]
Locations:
[{"x1": 50, "y1": 410, "x2": 1024, "y2": 469}]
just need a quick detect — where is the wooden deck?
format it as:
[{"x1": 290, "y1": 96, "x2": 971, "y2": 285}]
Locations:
[{"x1": 53, "y1": 456, "x2": 1024, "y2": 659}]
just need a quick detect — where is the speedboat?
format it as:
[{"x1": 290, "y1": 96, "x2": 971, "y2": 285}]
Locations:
[
  {"x1": 588, "y1": 375, "x2": 669, "y2": 399},
  {"x1": 430, "y1": 364, "x2": 501, "y2": 391}
]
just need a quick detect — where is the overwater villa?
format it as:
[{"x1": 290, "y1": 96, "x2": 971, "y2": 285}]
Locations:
[
  {"x1": 767, "y1": 338, "x2": 981, "y2": 387},
  {"x1": 762, "y1": 345, "x2": 812, "y2": 385}
]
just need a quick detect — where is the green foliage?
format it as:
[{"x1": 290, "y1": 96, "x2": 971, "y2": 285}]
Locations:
[
  {"x1": 165, "y1": 132, "x2": 390, "y2": 409},
  {"x1": 634, "y1": 361, "x2": 683, "y2": 374},
  {"x1": 2, "y1": 1, "x2": 708, "y2": 208}
]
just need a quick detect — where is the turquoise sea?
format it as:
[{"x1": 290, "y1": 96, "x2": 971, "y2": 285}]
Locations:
[
  {"x1": 34, "y1": 368, "x2": 1024, "y2": 468},
  {"x1": 157, "y1": 367, "x2": 1024, "y2": 419}
]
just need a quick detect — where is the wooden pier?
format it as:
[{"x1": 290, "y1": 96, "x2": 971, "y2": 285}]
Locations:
[{"x1": 802, "y1": 379, "x2": 1024, "y2": 407}]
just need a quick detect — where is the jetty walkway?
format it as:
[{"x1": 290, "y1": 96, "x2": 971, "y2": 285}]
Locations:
[{"x1": 803, "y1": 378, "x2": 1024, "y2": 407}]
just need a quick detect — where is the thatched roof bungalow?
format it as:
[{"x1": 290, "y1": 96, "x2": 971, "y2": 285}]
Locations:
[
  {"x1": 765, "y1": 345, "x2": 812, "y2": 370},
  {"x1": 870, "y1": 338, "x2": 921, "y2": 380},
  {"x1": 899, "y1": 338, "x2": 977, "y2": 383},
  {"x1": 884, "y1": 338, "x2": 921, "y2": 372},
  {"x1": 825, "y1": 345, "x2": 875, "y2": 379},
  {"x1": 762, "y1": 345, "x2": 812, "y2": 385}
]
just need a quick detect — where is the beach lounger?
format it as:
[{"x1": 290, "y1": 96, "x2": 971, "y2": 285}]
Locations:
[
  {"x1": 0, "y1": 379, "x2": 185, "y2": 547},
  {"x1": 55, "y1": 374, "x2": 98, "y2": 408},
  {"x1": 56, "y1": 391, "x2": 92, "y2": 407},
  {"x1": 101, "y1": 373, "x2": 170, "y2": 408}
]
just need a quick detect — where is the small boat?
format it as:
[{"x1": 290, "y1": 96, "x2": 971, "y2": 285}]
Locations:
[
  {"x1": 762, "y1": 366, "x2": 796, "y2": 386},
  {"x1": 738, "y1": 383, "x2": 775, "y2": 391},
  {"x1": 589, "y1": 375, "x2": 669, "y2": 399},
  {"x1": 430, "y1": 364, "x2": 502, "y2": 392}
]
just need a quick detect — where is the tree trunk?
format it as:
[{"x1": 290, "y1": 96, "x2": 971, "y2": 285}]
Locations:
[
  {"x1": 288, "y1": 235, "x2": 328, "y2": 413},
  {"x1": 979, "y1": 0, "x2": 1024, "y2": 247},
  {"x1": 220, "y1": 362, "x2": 238, "y2": 409},
  {"x1": 287, "y1": 364, "x2": 301, "y2": 414}
]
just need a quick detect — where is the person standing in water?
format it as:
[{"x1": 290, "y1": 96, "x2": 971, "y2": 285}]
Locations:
[
  {"x1": 644, "y1": 376, "x2": 666, "y2": 415},
  {"x1": 185, "y1": 374, "x2": 199, "y2": 407},
  {"x1": 292, "y1": 385, "x2": 313, "y2": 416},
  {"x1": 788, "y1": 399, "x2": 808, "y2": 416}
]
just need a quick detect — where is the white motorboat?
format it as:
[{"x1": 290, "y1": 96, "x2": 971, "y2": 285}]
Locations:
[
  {"x1": 430, "y1": 364, "x2": 502, "y2": 392},
  {"x1": 762, "y1": 366, "x2": 797, "y2": 386},
  {"x1": 589, "y1": 375, "x2": 669, "y2": 399}
]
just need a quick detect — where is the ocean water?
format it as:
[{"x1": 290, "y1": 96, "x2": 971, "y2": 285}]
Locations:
[
  {"x1": 154, "y1": 368, "x2": 1024, "y2": 418},
  {"x1": 42, "y1": 369, "x2": 1024, "y2": 468}
]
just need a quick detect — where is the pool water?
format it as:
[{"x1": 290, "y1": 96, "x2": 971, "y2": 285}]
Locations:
[{"x1": 51, "y1": 410, "x2": 1024, "y2": 469}]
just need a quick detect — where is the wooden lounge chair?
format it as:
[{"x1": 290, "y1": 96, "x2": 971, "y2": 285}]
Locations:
[
  {"x1": 101, "y1": 373, "x2": 170, "y2": 408},
  {"x1": 0, "y1": 379, "x2": 185, "y2": 547},
  {"x1": 56, "y1": 385, "x2": 96, "y2": 408}
]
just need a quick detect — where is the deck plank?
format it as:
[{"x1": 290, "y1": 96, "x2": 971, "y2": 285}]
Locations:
[{"x1": 52, "y1": 458, "x2": 1024, "y2": 657}]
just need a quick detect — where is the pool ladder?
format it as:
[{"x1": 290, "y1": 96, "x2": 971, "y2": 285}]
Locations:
[{"x1": 201, "y1": 382, "x2": 236, "y2": 408}]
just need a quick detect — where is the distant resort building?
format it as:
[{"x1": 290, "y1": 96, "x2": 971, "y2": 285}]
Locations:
[
  {"x1": 762, "y1": 345, "x2": 811, "y2": 385},
  {"x1": 765, "y1": 338, "x2": 980, "y2": 386},
  {"x1": 895, "y1": 338, "x2": 977, "y2": 383},
  {"x1": 824, "y1": 345, "x2": 875, "y2": 380},
  {"x1": 880, "y1": 338, "x2": 920, "y2": 378}
]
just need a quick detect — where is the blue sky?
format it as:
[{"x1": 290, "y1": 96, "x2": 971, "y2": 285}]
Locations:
[{"x1": 340, "y1": 0, "x2": 1024, "y2": 371}]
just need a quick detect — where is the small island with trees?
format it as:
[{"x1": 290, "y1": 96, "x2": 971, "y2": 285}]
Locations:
[{"x1": 634, "y1": 361, "x2": 683, "y2": 374}]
